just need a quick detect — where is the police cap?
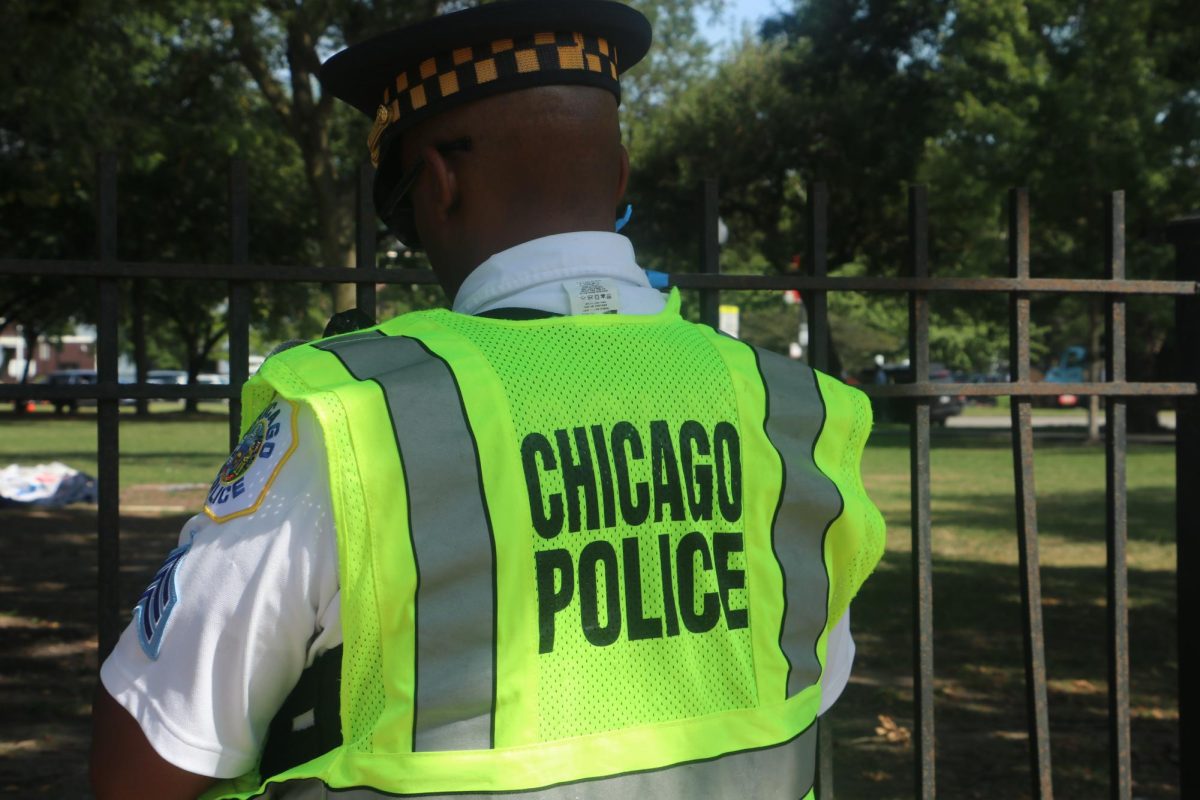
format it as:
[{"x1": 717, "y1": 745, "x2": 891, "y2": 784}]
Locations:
[{"x1": 320, "y1": 0, "x2": 651, "y2": 187}]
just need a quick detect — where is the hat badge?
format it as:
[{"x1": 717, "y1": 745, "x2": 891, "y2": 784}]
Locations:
[{"x1": 368, "y1": 103, "x2": 394, "y2": 166}]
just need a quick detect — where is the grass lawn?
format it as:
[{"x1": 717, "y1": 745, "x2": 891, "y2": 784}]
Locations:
[
  {"x1": 837, "y1": 424, "x2": 1177, "y2": 799},
  {"x1": 0, "y1": 402, "x2": 231, "y2": 489},
  {"x1": 0, "y1": 408, "x2": 1179, "y2": 797}
]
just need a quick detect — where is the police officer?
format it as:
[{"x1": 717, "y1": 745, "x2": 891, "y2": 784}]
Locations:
[{"x1": 91, "y1": 2, "x2": 885, "y2": 798}]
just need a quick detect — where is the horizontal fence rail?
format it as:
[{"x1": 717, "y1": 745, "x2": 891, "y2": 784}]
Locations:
[
  {"x1": 3, "y1": 379, "x2": 1193, "y2": 404},
  {"x1": 1, "y1": 155, "x2": 1193, "y2": 799},
  {"x1": 4, "y1": 257, "x2": 1197, "y2": 297}
]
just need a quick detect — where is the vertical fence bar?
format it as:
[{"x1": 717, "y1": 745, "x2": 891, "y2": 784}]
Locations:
[
  {"x1": 1166, "y1": 213, "x2": 1200, "y2": 797},
  {"x1": 1104, "y1": 192, "x2": 1132, "y2": 800},
  {"x1": 96, "y1": 152, "x2": 121, "y2": 661},
  {"x1": 356, "y1": 163, "x2": 378, "y2": 320},
  {"x1": 1008, "y1": 188, "x2": 1055, "y2": 799},
  {"x1": 807, "y1": 182, "x2": 829, "y2": 373},
  {"x1": 228, "y1": 159, "x2": 250, "y2": 448},
  {"x1": 907, "y1": 185, "x2": 935, "y2": 800},
  {"x1": 816, "y1": 714, "x2": 834, "y2": 799},
  {"x1": 699, "y1": 178, "x2": 720, "y2": 328}
]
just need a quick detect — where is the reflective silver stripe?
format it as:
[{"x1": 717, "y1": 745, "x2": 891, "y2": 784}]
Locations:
[
  {"x1": 319, "y1": 335, "x2": 496, "y2": 752},
  {"x1": 261, "y1": 723, "x2": 817, "y2": 798},
  {"x1": 754, "y1": 348, "x2": 843, "y2": 697}
]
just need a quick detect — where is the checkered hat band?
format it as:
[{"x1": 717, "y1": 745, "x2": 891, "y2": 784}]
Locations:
[{"x1": 368, "y1": 31, "x2": 618, "y2": 164}]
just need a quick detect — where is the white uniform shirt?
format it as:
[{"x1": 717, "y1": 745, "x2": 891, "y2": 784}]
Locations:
[{"x1": 101, "y1": 231, "x2": 855, "y2": 778}]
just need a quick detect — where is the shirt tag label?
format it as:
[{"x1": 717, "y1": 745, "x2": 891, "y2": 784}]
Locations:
[{"x1": 564, "y1": 278, "x2": 620, "y2": 315}]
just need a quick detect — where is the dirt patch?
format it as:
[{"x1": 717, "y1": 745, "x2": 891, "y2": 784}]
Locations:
[
  {"x1": 118, "y1": 483, "x2": 210, "y2": 514},
  {"x1": 0, "y1": 505, "x2": 188, "y2": 797}
]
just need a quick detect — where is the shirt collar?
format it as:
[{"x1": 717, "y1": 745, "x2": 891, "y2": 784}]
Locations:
[{"x1": 452, "y1": 232, "x2": 650, "y2": 316}]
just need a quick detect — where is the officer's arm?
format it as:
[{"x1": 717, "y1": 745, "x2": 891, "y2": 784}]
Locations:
[{"x1": 90, "y1": 684, "x2": 217, "y2": 800}]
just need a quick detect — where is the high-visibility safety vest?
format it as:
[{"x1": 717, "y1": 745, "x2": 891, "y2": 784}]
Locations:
[{"x1": 205, "y1": 291, "x2": 884, "y2": 800}]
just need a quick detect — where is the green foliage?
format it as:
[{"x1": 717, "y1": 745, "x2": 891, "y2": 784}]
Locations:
[
  {"x1": 4, "y1": 0, "x2": 1197, "y2": 384},
  {"x1": 625, "y1": 0, "x2": 1198, "y2": 376}
]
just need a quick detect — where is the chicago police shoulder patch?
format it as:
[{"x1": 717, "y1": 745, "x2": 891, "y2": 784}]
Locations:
[
  {"x1": 204, "y1": 398, "x2": 299, "y2": 523},
  {"x1": 134, "y1": 539, "x2": 191, "y2": 660}
]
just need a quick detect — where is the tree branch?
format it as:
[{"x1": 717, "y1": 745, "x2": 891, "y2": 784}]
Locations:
[
  {"x1": 230, "y1": 15, "x2": 293, "y2": 127},
  {"x1": 202, "y1": 323, "x2": 229, "y2": 355}
]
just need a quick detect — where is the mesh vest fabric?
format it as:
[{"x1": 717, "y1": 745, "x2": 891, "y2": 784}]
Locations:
[{"x1": 205, "y1": 291, "x2": 884, "y2": 799}]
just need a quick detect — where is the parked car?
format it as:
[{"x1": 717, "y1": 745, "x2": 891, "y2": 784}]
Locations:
[
  {"x1": 145, "y1": 369, "x2": 188, "y2": 406},
  {"x1": 146, "y1": 369, "x2": 188, "y2": 385},
  {"x1": 41, "y1": 369, "x2": 97, "y2": 414},
  {"x1": 871, "y1": 363, "x2": 965, "y2": 426}
]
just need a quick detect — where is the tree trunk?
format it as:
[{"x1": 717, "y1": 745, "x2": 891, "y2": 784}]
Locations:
[
  {"x1": 133, "y1": 280, "x2": 149, "y2": 417},
  {"x1": 185, "y1": 355, "x2": 201, "y2": 414},
  {"x1": 14, "y1": 327, "x2": 37, "y2": 415}
]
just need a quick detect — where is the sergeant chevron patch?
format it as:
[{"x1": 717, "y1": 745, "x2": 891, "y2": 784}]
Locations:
[
  {"x1": 134, "y1": 540, "x2": 191, "y2": 660},
  {"x1": 204, "y1": 398, "x2": 298, "y2": 523}
]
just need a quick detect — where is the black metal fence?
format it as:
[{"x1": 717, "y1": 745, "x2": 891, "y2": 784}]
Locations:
[{"x1": 1, "y1": 154, "x2": 1195, "y2": 799}]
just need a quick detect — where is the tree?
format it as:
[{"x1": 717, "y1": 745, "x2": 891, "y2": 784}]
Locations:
[{"x1": 625, "y1": 0, "x2": 1199, "y2": 383}]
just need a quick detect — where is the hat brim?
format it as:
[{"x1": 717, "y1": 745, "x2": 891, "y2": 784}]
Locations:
[{"x1": 319, "y1": 0, "x2": 652, "y2": 119}]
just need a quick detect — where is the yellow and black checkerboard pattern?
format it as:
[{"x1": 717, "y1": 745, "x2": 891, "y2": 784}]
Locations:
[{"x1": 369, "y1": 31, "x2": 619, "y2": 165}]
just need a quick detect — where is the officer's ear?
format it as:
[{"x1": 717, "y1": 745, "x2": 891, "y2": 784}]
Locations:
[{"x1": 421, "y1": 143, "x2": 459, "y2": 220}]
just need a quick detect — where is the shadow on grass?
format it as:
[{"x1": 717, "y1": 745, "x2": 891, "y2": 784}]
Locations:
[
  {"x1": 932, "y1": 486, "x2": 1176, "y2": 545},
  {"x1": 0, "y1": 507, "x2": 188, "y2": 797},
  {"x1": 834, "y1": 550, "x2": 1178, "y2": 799}
]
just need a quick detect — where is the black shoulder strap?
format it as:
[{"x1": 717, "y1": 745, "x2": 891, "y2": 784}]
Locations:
[
  {"x1": 258, "y1": 645, "x2": 343, "y2": 778},
  {"x1": 474, "y1": 307, "x2": 562, "y2": 320}
]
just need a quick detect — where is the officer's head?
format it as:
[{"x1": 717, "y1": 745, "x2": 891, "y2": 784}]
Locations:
[{"x1": 320, "y1": 0, "x2": 652, "y2": 298}]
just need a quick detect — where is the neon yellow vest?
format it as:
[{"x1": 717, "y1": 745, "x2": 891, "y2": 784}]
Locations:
[{"x1": 207, "y1": 291, "x2": 884, "y2": 799}]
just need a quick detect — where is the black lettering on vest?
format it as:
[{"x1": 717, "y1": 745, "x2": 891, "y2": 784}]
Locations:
[
  {"x1": 714, "y1": 422, "x2": 743, "y2": 523},
  {"x1": 590, "y1": 424, "x2": 617, "y2": 529},
  {"x1": 522, "y1": 433, "x2": 563, "y2": 539},
  {"x1": 622, "y1": 537, "x2": 662, "y2": 640},
  {"x1": 713, "y1": 532, "x2": 748, "y2": 629},
  {"x1": 676, "y1": 531, "x2": 719, "y2": 634},
  {"x1": 535, "y1": 549, "x2": 573, "y2": 653},
  {"x1": 650, "y1": 420, "x2": 686, "y2": 523},
  {"x1": 679, "y1": 420, "x2": 714, "y2": 521},
  {"x1": 555, "y1": 427, "x2": 599, "y2": 533},
  {"x1": 611, "y1": 422, "x2": 649, "y2": 526},
  {"x1": 578, "y1": 540, "x2": 621, "y2": 647},
  {"x1": 658, "y1": 534, "x2": 681, "y2": 637}
]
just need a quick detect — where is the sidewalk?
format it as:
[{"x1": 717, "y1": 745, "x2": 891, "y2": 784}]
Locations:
[{"x1": 946, "y1": 409, "x2": 1176, "y2": 441}]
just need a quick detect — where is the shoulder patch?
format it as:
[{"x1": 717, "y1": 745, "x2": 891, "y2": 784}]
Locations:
[
  {"x1": 204, "y1": 398, "x2": 299, "y2": 523},
  {"x1": 134, "y1": 540, "x2": 191, "y2": 660}
]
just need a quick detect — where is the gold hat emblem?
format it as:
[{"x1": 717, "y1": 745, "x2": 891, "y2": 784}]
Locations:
[{"x1": 367, "y1": 104, "x2": 393, "y2": 167}]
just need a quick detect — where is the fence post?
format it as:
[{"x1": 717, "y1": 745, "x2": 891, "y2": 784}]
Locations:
[
  {"x1": 356, "y1": 163, "x2": 378, "y2": 320},
  {"x1": 1008, "y1": 188, "x2": 1055, "y2": 799},
  {"x1": 1166, "y1": 213, "x2": 1200, "y2": 798},
  {"x1": 1105, "y1": 193, "x2": 1131, "y2": 800},
  {"x1": 907, "y1": 185, "x2": 935, "y2": 800},
  {"x1": 806, "y1": 183, "x2": 829, "y2": 373},
  {"x1": 96, "y1": 152, "x2": 121, "y2": 661},
  {"x1": 228, "y1": 159, "x2": 250, "y2": 448},
  {"x1": 699, "y1": 178, "x2": 720, "y2": 328}
]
